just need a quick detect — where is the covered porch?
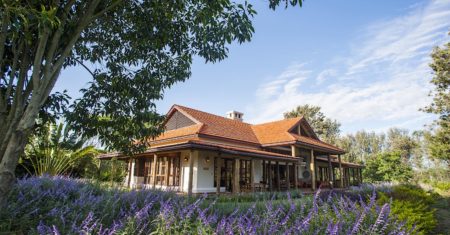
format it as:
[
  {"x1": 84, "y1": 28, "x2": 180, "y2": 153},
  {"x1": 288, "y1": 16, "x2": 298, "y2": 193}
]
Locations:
[
  {"x1": 103, "y1": 141, "x2": 363, "y2": 195},
  {"x1": 121, "y1": 142, "x2": 301, "y2": 195}
]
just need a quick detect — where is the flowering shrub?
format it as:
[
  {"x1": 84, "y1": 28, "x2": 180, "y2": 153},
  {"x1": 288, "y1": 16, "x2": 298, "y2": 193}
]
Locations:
[{"x1": 0, "y1": 176, "x2": 413, "y2": 234}]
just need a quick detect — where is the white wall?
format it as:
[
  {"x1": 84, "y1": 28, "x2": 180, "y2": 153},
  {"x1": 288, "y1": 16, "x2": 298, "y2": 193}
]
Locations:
[
  {"x1": 180, "y1": 151, "x2": 191, "y2": 192},
  {"x1": 193, "y1": 151, "x2": 216, "y2": 193}
]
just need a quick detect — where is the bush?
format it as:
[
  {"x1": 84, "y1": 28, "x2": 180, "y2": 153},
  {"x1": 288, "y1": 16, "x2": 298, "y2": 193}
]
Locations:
[
  {"x1": 433, "y1": 181, "x2": 450, "y2": 192},
  {"x1": 377, "y1": 184, "x2": 437, "y2": 234},
  {"x1": 1, "y1": 176, "x2": 413, "y2": 234}
]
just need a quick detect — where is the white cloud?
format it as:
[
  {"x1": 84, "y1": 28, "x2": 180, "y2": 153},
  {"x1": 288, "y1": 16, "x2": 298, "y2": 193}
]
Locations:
[
  {"x1": 346, "y1": 0, "x2": 450, "y2": 75},
  {"x1": 255, "y1": 62, "x2": 310, "y2": 100},
  {"x1": 247, "y1": 0, "x2": 449, "y2": 133},
  {"x1": 316, "y1": 69, "x2": 337, "y2": 85}
]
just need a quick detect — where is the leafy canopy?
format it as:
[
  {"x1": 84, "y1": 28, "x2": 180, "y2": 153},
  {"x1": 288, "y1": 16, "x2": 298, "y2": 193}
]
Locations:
[
  {"x1": 363, "y1": 151, "x2": 413, "y2": 183},
  {"x1": 66, "y1": 0, "x2": 303, "y2": 155},
  {"x1": 422, "y1": 34, "x2": 450, "y2": 166}
]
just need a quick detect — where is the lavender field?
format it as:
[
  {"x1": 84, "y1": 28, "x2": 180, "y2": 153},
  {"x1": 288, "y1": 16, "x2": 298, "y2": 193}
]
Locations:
[{"x1": 0, "y1": 176, "x2": 419, "y2": 235}]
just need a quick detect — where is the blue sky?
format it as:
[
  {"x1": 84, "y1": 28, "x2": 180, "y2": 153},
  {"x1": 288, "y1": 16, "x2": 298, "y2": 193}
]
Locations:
[{"x1": 55, "y1": 0, "x2": 450, "y2": 134}]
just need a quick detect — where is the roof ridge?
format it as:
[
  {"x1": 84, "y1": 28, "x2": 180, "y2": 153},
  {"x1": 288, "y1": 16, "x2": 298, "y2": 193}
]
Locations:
[
  {"x1": 175, "y1": 104, "x2": 253, "y2": 125},
  {"x1": 252, "y1": 116, "x2": 303, "y2": 127}
]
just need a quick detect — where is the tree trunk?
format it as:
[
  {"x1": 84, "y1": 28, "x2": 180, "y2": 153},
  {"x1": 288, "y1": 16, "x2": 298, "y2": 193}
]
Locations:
[
  {"x1": 0, "y1": 128, "x2": 32, "y2": 206},
  {"x1": 0, "y1": 97, "x2": 41, "y2": 206}
]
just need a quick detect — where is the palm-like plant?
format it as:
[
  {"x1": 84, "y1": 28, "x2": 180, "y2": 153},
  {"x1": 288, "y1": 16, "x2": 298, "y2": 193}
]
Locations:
[{"x1": 23, "y1": 122, "x2": 100, "y2": 176}]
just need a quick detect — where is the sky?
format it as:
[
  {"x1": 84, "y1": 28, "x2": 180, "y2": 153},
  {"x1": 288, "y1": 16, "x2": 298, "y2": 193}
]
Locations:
[{"x1": 55, "y1": 0, "x2": 450, "y2": 134}]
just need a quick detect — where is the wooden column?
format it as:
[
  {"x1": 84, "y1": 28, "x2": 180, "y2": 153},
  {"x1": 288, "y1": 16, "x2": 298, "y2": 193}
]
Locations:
[
  {"x1": 233, "y1": 158, "x2": 240, "y2": 194},
  {"x1": 152, "y1": 154, "x2": 158, "y2": 189},
  {"x1": 345, "y1": 168, "x2": 349, "y2": 187},
  {"x1": 250, "y1": 159, "x2": 255, "y2": 192},
  {"x1": 188, "y1": 150, "x2": 194, "y2": 197},
  {"x1": 338, "y1": 155, "x2": 343, "y2": 188},
  {"x1": 165, "y1": 157, "x2": 170, "y2": 186},
  {"x1": 359, "y1": 168, "x2": 362, "y2": 184},
  {"x1": 276, "y1": 161, "x2": 280, "y2": 191},
  {"x1": 127, "y1": 158, "x2": 132, "y2": 188},
  {"x1": 327, "y1": 154, "x2": 334, "y2": 189},
  {"x1": 268, "y1": 160, "x2": 272, "y2": 191},
  {"x1": 216, "y1": 154, "x2": 222, "y2": 194},
  {"x1": 291, "y1": 145, "x2": 298, "y2": 157},
  {"x1": 262, "y1": 160, "x2": 266, "y2": 187},
  {"x1": 286, "y1": 162, "x2": 290, "y2": 190},
  {"x1": 310, "y1": 149, "x2": 316, "y2": 191},
  {"x1": 293, "y1": 162, "x2": 298, "y2": 189},
  {"x1": 343, "y1": 168, "x2": 347, "y2": 187},
  {"x1": 360, "y1": 168, "x2": 363, "y2": 183}
]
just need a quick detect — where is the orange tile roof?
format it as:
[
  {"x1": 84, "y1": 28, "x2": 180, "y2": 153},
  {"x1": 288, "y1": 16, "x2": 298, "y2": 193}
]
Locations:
[
  {"x1": 151, "y1": 104, "x2": 345, "y2": 154},
  {"x1": 153, "y1": 124, "x2": 202, "y2": 141},
  {"x1": 251, "y1": 118, "x2": 300, "y2": 144},
  {"x1": 175, "y1": 105, "x2": 260, "y2": 144}
]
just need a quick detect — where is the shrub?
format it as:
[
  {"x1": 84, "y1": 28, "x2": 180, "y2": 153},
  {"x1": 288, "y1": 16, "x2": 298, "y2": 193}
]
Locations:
[
  {"x1": 377, "y1": 184, "x2": 437, "y2": 234},
  {"x1": 1, "y1": 176, "x2": 413, "y2": 234},
  {"x1": 433, "y1": 181, "x2": 450, "y2": 192}
]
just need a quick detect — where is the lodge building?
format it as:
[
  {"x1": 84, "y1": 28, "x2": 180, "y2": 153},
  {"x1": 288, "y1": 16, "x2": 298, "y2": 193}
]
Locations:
[{"x1": 100, "y1": 105, "x2": 363, "y2": 195}]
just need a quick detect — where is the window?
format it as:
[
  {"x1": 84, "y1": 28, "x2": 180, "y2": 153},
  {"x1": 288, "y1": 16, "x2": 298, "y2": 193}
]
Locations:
[
  {"x1": 239, "y1": 160, "x2": 251, "y2": 187},
  {"x1": 144, "y1": 158, "x2": 153, "y2": 184},
  {"x1": 134, "y1": 159, "x2": 145, "y2": 177}
]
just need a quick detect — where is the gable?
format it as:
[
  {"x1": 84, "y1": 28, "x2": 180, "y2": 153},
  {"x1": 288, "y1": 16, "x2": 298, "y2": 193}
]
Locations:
[
  {"x1": 300, "y1": 119, "x2": 319, "y2": 140},
  {"x1": 288, "y1": 120, "x2": 318, "y2": 140},
  {"x1": 165, "y1": 110, "x2": 196, "y2": 131}
]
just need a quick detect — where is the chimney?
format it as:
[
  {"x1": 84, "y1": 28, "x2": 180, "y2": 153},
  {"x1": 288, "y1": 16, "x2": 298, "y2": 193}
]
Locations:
[{"x1": 226, "y1": 111, "x2": 244, "y2": 122}]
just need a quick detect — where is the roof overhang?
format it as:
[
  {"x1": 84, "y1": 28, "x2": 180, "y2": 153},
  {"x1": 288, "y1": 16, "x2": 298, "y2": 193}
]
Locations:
[
  {"x1": 261, "y1": 141, "x2": 345, "y2": 155},
  {"x1": 99, "y1": 141, "x2": 299, "y2": 162}
]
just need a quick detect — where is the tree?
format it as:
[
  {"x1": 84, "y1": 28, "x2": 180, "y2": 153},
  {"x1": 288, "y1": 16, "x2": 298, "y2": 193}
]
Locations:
[
  {"x1": 284, "y1": 104, "x2": 341, "y2": 144},
  {"x1": 0, "y1": 0, "x2": 303, "y2": 204},
  {"x1": 422, "y1": 34, "x2": 450, "y2": 167},
  {"x1": 337, "y1": 130, "x2": 384, "y2": 163},
  {"x1": 386, "y1": 128, "x2": 417, "y2": 161},
  {"x1": 21, "y1": 122, "x2": 99, "y2": 176},
  {"x1": 363, "y1": 151, "x2": 413, "y2": 183}
]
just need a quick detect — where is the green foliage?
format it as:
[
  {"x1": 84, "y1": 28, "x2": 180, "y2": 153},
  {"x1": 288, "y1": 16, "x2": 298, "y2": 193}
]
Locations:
[
  {"x1": 64, "y1": 0, "x2": 303, "y2": 156},
  {"x1": 377, "y1": 184, "x2": 437, "y2": 234},
  {"x1": 20, "y1": 122, "x2": 99, "y2": 176},
  {"x1": 0, "y1": 0, "x2": 303, "y2": 205},
  {"x1": 386, "y1": 128, "x2": 417, "y2": 160},
  {"x1": 338, "y1": 130, "x2": 385, "y2": 163},
  {"x1": 363, "y1": 152, "x2": 413, "y2": 183},
  {"x1": 96, "y1": 159, "x2": 127, "y2": 182},
  {"x1": 425, "y1": 125, "x2": 450, "y2": 167},
  {"x1": 422, "y1": 34, "x2": 450, "y2": 166},
  {"x1": 283, "y1": 104, "x2": 341, "y2": 144},
  {"x1": 432, "y1": 181, "x2": 450, "y2": 192}
]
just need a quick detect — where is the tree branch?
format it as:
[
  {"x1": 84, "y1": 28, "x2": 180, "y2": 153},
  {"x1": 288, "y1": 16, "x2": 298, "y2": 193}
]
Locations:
[
  {"x1": 74, "y1": 58, "x2": 95, "y2": 78},
  {"x1": 31, "y1": 26, "x2": 50, "y2": 93},
  {"x1": 91, "y1": 0, "x2": 123, "y2": 19},
  {"x1": 0, "y1": 10, "x2": 10, "y2": 69}
]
